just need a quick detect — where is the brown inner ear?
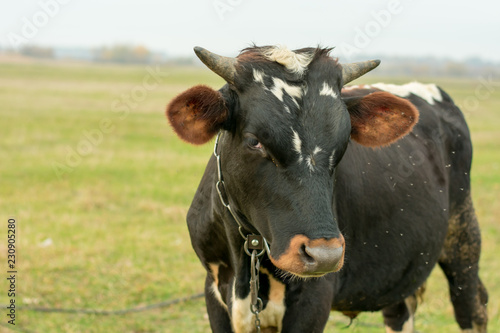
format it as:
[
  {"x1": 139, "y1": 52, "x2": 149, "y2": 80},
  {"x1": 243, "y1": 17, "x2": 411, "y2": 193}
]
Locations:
[
  {"x1": 166, "y1": 85, "x2": 228, "y2": 145},
  {"x1": 350, "y1": 91, "x2": 419, "y2": 147}
]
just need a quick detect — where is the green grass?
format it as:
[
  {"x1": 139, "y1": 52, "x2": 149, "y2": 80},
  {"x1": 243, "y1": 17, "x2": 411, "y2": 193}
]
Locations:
[{"x1": 0, "y1": 59, "x2": 498, "y2": 332}]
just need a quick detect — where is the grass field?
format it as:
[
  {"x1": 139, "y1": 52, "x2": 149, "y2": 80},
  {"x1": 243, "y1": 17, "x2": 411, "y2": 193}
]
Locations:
[{"x1": 0, "y1": 58, "x2": 498, "y2": 333}]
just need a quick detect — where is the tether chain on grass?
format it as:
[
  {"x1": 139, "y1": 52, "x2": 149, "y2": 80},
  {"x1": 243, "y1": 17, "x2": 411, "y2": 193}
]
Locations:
[
  {"x1": 2, "y1": 292, "x2": 204, "y2": 315},
  {"x1": 4, "y1": 292, "x2": 385, "y2": 330}
]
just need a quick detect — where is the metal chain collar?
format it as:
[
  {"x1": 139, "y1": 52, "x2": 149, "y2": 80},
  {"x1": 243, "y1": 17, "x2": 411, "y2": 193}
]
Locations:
[{"x1": 213, "y1": 131, "x2": 270, "y2": 333}]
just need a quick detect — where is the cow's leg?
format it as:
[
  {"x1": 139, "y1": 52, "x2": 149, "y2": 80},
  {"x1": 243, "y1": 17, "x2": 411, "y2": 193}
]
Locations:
[
  {"x1": 205, "y1": 271, "x2": 232, "y2": 332},
  {"x1": 439, "y1": 197, "x2": 488, "y2": 333},
  {"x1": 382, "y1": 300, "x2": 412, "y2": 333},
  {"x1": 382, "y1": 284, "x2": 424, "y2": 333},
  {"x1": 280, "y1": 279, "x2": 333, "y2": 333}
]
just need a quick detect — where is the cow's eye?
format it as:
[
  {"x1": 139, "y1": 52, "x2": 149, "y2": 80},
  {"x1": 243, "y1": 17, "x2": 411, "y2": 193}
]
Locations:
[{"x1": 248, "y1": 138, "x2": 263, "y2": 150}]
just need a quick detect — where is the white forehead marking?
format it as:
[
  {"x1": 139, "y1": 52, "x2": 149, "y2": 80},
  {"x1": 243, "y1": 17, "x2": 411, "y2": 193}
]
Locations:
[
  {"x1": 369, "y1": 82, "x2": 443, "y2": 105},
  {"x1": 291, "y1": 128, "x2": 303, "y2": 163},
  {"x1": 305, "y1": 156, "x2": 315, "y2": 172},
  {"x1": 329, "y1": 150, "x2": 336, "y2": 170},
  {"x1": 271, "y1": 77, "x2": 302, "y2": 103},
  {"x1": 252, "y1": 68, "x2": 265, "y2": 85},
  {"x1": 319, "y1": 82, "x2": 338, "y2": 98},
  {"x1": 312, "y1": 146, "x2": 323, "y2": 155},
  {"x1": 263, "y1": 45, "x2": 314, "y2": 76},
  {"x1": 253, "y1": 69, "x2": 300, "y2": 111},
  {"x1": 305, "y1": 146, "x2": 323, "y2": 172}
]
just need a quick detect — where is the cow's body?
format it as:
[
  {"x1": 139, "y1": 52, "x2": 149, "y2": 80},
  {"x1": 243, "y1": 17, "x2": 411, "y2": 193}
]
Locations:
[{"x1": 167, "y1": 46, "x2": 488, "y2": 332}]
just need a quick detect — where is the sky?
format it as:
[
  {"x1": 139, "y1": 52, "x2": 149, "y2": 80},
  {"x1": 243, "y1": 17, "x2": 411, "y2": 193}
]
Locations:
[{"x1": 0, "y1": 0, "x2": 499, "y2": 63}]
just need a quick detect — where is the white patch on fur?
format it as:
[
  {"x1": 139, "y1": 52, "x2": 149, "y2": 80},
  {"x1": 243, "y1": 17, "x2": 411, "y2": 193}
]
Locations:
[
  {"x1": 253, "y1": 68, "x2": 265, "y2": 85},
  {"x1": 270, "y1": 77, "x2": 302, "y2": 105},
  {"x1": 370, "y1": 82, "x2": 443, "y2": 105},
  {"x1": 208, "y1": 263, "x2": 228, "y2": 312},
  {"x1": 263, "y1": 45, "x2": 314, "y2": 76},
  {"x1": 231, "y1": 289, "x2": 253, "y2": 333},
  {"x1": 231, "y1": 271, "x2": 286, "y2": 333},
  {"x1": 260, "y1": 268, "x2": 286, "y2": 332},
  {"x1": 329, "y1": 150, "x2": 336, "y2": 170},
  {"x1": 291, "y1": 128, "x2": 303, "y2": 163},
  {"x1": 319, "y1": 82, "x2": 338, "y2": 99}
]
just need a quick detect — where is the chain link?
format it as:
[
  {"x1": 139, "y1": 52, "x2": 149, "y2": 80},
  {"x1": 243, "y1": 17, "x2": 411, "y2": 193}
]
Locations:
[{"x1": 250, "y1": 249, "x2": 263, "y2": 333}]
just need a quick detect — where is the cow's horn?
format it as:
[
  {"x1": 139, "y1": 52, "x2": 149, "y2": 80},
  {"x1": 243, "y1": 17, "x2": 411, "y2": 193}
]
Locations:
[
  {"x1": 194, "y1": 46, "x2": 237, "y2": 84},
  {"x1": 342, "y1": 60, "x2": 381, "y2": 85}
]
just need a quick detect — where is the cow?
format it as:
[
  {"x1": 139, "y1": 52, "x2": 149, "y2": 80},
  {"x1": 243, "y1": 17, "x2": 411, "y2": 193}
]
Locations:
[{"x1": 165, "y1": 45, "x2": 488, "y2": 333}]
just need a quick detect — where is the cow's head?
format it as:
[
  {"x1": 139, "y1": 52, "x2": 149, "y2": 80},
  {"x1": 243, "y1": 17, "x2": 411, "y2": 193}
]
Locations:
[{"x1": 167, "y1": 46, "x2": 418, "y2": 278}]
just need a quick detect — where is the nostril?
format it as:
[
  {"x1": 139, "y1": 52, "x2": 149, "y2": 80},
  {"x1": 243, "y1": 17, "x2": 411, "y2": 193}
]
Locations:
[
  {"x1": 301, "y1": 244, "x2": 317, "y2": 264},
  {"x1": 302, "y1": 245, "x2": 344, "y2": 272}
]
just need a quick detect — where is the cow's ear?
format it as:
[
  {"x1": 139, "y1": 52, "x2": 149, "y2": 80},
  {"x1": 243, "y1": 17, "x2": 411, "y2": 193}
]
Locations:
[
  {"x1": 167, "y1": 85, "x2": 228, "y2": 145},
  {"x1": 344, "y1": 91, "x2": 419, "y2": 147}
]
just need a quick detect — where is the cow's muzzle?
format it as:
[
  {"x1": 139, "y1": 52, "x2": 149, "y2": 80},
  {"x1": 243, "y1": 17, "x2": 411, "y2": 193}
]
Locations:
[{"x1": 269, "y1": 234, "x2": 345, "y2": 277}]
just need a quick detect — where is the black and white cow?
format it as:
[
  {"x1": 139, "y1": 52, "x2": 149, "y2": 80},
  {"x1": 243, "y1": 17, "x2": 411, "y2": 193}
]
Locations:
[{"x1": 166, "y1": 45, "x2": 488, "y2": 333}]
